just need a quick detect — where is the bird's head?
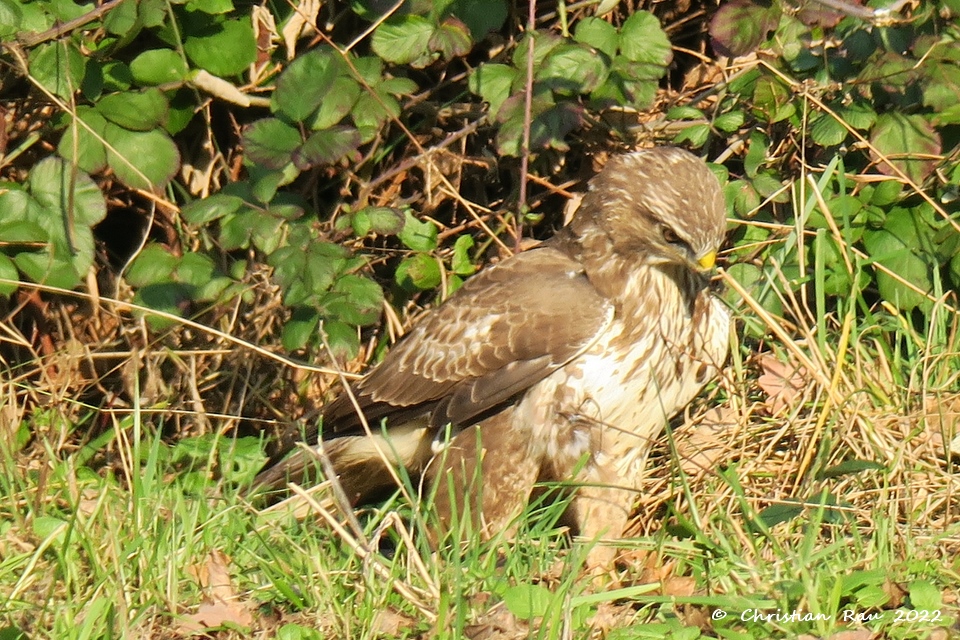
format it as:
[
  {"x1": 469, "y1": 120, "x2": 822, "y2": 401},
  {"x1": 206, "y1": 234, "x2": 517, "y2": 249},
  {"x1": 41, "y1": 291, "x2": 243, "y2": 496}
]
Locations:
[{"x1": 576, "y1": 147, "x2": 727, "y2": 273}]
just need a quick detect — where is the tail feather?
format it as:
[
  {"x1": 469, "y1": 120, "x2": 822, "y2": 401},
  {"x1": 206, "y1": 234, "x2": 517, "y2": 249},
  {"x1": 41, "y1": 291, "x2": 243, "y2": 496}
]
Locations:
[{"x1": 251, "y1": 421, "x2": 436, "y2": 503}]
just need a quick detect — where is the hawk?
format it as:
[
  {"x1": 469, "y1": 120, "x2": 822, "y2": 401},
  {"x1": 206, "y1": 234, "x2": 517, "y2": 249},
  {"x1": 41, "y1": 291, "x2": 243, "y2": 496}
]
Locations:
[{"x1": 256, "y1": 147, "x2": 730, "y2": 567}]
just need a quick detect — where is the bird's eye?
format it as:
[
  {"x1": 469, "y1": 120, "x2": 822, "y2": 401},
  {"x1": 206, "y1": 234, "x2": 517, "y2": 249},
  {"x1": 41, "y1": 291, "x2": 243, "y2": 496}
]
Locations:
[{"x1": 661, "y1": 226, "x2": 681, "y2": 245}]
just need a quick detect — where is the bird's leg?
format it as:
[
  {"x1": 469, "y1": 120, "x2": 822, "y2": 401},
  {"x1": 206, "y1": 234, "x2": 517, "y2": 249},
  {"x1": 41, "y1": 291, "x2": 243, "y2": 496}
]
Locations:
[{"x1": 564, "y1": 458, "x2": 635, "y2": 575}]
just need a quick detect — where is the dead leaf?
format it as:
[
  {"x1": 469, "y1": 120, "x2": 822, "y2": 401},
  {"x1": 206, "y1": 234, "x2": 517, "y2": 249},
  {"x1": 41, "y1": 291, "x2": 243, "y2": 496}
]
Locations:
[
  {"x1": 281, "y1": 0, "x2": 320, "y2": 59},
  {"x1": 675, "y1": 405, "x2": 742, "y2": 475},
  {"x1": 464, "y1": 601, "x2": 529, "y2": 640},
  {"x1": 373, "y1": 608, "x2": 416, "y2": 636},
  {"x1": 177, "y1": 550, "x2": 256, "y2": 634},
  {"x1": 757, "y1": 353, "x2": 807, "y2": 415},
  {"x1": 588, "y1": 601, "x2": 637, "y2": 633},
  {"x1": 882, "y1": 579, "x2": 906, "y2": 609},
  {"x1": 826, "y1": 630, "x2": 873, "y2": 640}
]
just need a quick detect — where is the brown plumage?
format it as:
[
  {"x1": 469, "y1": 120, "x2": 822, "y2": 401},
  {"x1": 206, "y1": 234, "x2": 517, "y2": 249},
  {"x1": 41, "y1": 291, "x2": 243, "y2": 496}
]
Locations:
[{"x1": 255, "y1": 147, "x2": 730, "y2": 567}]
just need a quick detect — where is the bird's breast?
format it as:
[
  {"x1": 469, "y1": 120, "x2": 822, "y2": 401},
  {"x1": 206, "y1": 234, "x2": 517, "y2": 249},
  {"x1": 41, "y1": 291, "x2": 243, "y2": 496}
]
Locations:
[{"x1": 522, "y1": 268, "x2": 730, "y2": 473}]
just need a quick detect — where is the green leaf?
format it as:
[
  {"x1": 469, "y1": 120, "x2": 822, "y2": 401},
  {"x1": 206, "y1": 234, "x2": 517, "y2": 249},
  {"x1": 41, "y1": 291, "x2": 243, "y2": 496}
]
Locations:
[
  {"x1": 591, "y1": 57, "x2": 658, "y2": 108},
  {"x1": 100, "y1": 61, "x2": 133, "y2": 92},
  {"x1": 574, "y1": 17, "x2": 619, "y2": 58},
  {"x1": 744, "y1": 131, "x2": 768, "y2": 177},
  {"x1": 752, "y1": 77, "x2": 795, "y2": 123},
  {"x1": 371, "y1": 15, "x2": 436, "y2": 67},
  {"x1": 538, "y1": 44, "x2": 609, "y2": 95},
  {"x1": 709, "y1": 0, "x2": 780, "y2": 57},
  {"x1": 752, "y1": 173, "x2": 787, "y2": 202},
  {"x1": 0, "y1": 0, "x2": 23, "y2": 38},
  {"x1": 325, "y1": 274, "x2": 383, "y2": 325},
  {"x1": 922, "y1": 59, "x2": 960, "y2": 111},
  {"x1": 166, "y1": 87, "x2": 198, "y2": 135},
  {"x1": 908, "y1": 580, "x2": 943, "y2": 610},
  {"x1": 277, "y1": 623, "x2": 323, "y2": 640},
  {"x1": 321, "y1": 320, "x2": 360, "y2": 360},
  {"x1": 446, "y1": 0, "x2": 506, "y2": 38},
  {"x1": 293, "y1": 126, "x2": 361, "y2": 170},
  {"x1": 30, "y1": 156, "x2": 107, "y2": 228},
  {"x1": 512, "y1": 31, "x2": 563, "y2": 69},
  {"x1": 274, "y1": 47, "x2": 342, "y2": 122},
  {"x1": 399, "y1": 211, "x2": 438, "y2": 252},
  {"x1": 863, "y1": 211, "x2": 934, "y2": 312},
  {"x1": 96, "y1": 88, "x2": 169, "y2": 131},
  {"x1": 184, "y1": 18, "x2": 257, "y2": 77},
  {"x1": 869, "y1": 113, "x2": 941, "y2": 184},
  {"x1": 810, "y1": 113, "x2": 847, "y2": 146},
  {"x1": 29, "y1": 41, "x2": 87, "y2": 99},
  {"x1": 619, "y1": 11, "x2": 672, "y2": 74},
  {"x1": 57, "y1": 107, "x2": 109, "y2": 174},
  {"x1": 429, "y1": 16, "x2": 472, "y2": 60},
  {"x1": 728, "y1": 180, "x2": 760, "y2": 216},
  {"x1": 818, "y1": 459, "x2": 885, "y2": 479},
  {"x1": 185, "y1": 0, "x2": 233, "y2": 13},
  {"x1": 249, "y1": 213, "x2": 285, "y2": 254},
  {"x1": 282, "y1": 308, "x2": 320, "y2": 351},
  {"x1": 181, "y1": 193, "x2": 245, "y2": 224},
  {"x1": 757, "y1": 501, "x2": 804, "y2": 527},
  {"x1": 33, "y1": 516, "x2": 69, "y2": 546},
  {"x1": 125, "y1": 244, "x2": 178, "y2": 287},
  {"x1": 451, "y1": 234, "x2": 475, "y2": 275},
  {"x1": 503, "y1": 584, "x2": 552, "y2": 619},
  {"x1": 396, "y1": 253, "x2": 441, "y2": 290},
  {"x1": 129, "y1": 49, "x2": 190, "y2": 85},
  {"x1": 103, "y1": 0, "x2": 139, "y2": 36},
  {"x1": 242, "y1": 118, "x2": 302, "y2": 170},
  {"x1": 178, "y1": 252, "x2": 230, "y2": 300},
  {"x1": 219, "y1": 209, "x2": 255, "y2": 250},
  {"x1": 673, "y1": 123, "x2": 710, "y2": 148},
  {"x1": 713, "y1": 110, "x2": 745, "y2": 133},
  {"x1": 870, "y1": 180, "x2": 903, "y2": 207},
  {"x1": 0, "y1": 254, "x2": 19, "y2": 297},
  {"x1": 468, "y1": 63, "x2": 518, "y2": 117},
  {"x1": 310, "y1": 76, "x2": 361, "y2": 130},
  {"x1": 352, "y1": 207, "x2": 404, "y2": 236},
  {"x1": 105, "y1": 123, "x2": 181, "y2": 190},
  {"x1": 380, "y1": 77, "x2": 418, "y2": 96},
  {"x1": 352, "y1": 90, "x2": 400, "y2": 142},
  {"x1": 840, "y1": 102, "x2": 876, "y2": 130}
]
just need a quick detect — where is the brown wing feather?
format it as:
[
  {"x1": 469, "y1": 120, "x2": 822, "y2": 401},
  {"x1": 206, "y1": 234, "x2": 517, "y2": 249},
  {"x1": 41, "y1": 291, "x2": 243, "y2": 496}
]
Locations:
[{"x1": 321, "y1": 244, "x2": 613, "y2": 437}]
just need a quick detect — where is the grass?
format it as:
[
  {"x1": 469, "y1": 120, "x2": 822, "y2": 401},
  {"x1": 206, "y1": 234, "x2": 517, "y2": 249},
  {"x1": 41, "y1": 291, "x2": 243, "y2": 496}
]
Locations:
[
  {"x1": 2, "y1": 270, "x2": 960, "y2": 640},
  {"x1": 3, "y1": 161, "x2": 960, "y2": 640}
]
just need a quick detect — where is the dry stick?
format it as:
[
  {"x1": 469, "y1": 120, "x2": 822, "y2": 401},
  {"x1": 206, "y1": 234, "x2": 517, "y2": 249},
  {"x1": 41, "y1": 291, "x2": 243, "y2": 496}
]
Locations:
[
  {"x1": 314, "y1": 33, "x2": 513, "y2": 256},
  {"x1": 318, "y1": 331, "x2": 419, "y2": 510},
  {"x1": 758, "y1": 59, "x2": 960, "y2": 235},
  {"x1": 16, "y1": 0, "x2": 126, "y2": 46},
  {"x1": 0, "y1": 278, "x2": 360, "y2": 379},
  {"x1": 288, "y1": 484, "x2": 438, "y2": 621},
  {"x1": 516, "y1": 0, "x2": 537, "y2": 253},
  {"x1": 364, "y1": 118, "x2": 484, "y2": 193},
  {"x1": 369, "y1": 511, "x2": 440, "y2": 601},
  {"x1": 295, "y1": 441, "x2": 367, "y2": 546}
]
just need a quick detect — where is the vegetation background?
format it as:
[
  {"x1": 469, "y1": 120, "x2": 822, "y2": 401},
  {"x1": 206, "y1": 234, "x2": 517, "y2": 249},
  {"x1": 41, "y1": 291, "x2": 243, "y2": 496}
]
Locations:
[{"x1": 2, "y1": 0, "x2": 960, "y2": 637}]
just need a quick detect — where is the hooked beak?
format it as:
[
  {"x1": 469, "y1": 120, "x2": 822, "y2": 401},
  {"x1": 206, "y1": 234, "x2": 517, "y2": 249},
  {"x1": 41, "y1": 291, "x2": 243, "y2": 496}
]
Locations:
[{"x1": 697, "y1": 250, "x2": 717, "y2": 270}]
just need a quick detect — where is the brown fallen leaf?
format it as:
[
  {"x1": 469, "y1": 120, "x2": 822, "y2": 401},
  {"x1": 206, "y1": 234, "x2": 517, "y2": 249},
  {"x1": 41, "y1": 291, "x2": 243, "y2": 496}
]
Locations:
[
  {"x1": 757, "y1": 353, "x2": 807, "y2": 415},
  {"x1": 826, "y1": 629, "x2": 873, "y2": 640},
  {"x1": 675, "y1": 405, "x2": 742, "y2": 475},
  {"x1": 177, "y1": 550, "x2": 256, "y2": 635}
]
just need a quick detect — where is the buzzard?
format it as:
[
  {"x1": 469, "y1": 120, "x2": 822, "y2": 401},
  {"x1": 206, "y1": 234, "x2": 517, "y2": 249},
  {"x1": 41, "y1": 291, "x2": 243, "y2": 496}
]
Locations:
[{"x1": 256, "y1": 147, "x2": 730, "y2": 567}]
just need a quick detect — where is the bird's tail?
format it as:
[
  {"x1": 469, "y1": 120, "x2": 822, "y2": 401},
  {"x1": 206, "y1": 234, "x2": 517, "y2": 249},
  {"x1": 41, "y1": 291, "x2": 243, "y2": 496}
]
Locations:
[{"x1": 250, "y1": 421, "x2": 436, "y2": 504}]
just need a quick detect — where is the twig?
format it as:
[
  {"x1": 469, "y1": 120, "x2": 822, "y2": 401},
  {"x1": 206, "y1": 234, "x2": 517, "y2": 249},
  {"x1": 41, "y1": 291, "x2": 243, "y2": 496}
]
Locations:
[
  {"x1": 16, "y1": 0, "x2": 126, "y2": 47},
  {"x1": 516, "y1": 0, "x2": 537, "y2": 253}
]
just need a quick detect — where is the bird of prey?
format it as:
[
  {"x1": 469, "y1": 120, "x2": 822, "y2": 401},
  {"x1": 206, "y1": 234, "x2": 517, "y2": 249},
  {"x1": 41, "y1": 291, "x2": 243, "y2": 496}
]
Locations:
[{"x1": 255, "y1": 147, "x2": 730, "y2": 567}]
